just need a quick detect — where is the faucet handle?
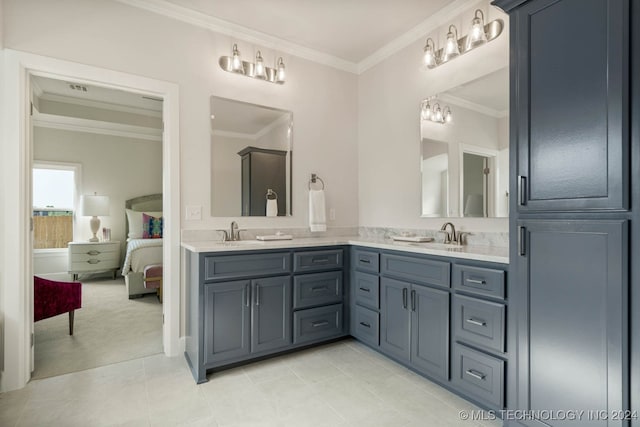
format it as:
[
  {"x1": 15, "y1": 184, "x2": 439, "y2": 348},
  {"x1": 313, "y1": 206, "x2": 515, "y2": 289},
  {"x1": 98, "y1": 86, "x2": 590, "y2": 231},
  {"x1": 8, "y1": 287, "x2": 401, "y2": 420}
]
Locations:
[
  {"x1": 216, "y1": 229, "x2": 229, "y2": 242},
  {"x1": 456, "y1": 232, "x2": 471, "y2": 245},
  {"x1": 437, "y1": 230, "x2": 451, "y2": 244}
]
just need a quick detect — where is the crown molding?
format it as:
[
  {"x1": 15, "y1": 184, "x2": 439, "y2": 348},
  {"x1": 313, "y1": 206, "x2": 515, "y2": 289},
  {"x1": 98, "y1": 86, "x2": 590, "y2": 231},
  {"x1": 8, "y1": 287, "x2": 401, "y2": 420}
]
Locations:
[
  {"x1": 38, "y1": 93, "x2": 162, "y2": 118},
  {"x1": 115, "y1": 0, "x2": 479, "y2": 76},
  {"x1": 439, "y1": 93, "x2": 507, "y2": 118},
  {"x1": 33, "y1": 112, "x2": 162, "y2": 141},
  {"x1": 357, "y1": 0, "x2": 476, "y2": 73},
  {"x1": 114, "y1": 0, "x2": 358, "y2": 73},
  {"x1": 211, "y1": 129, "x2": 256, "y2": 140}
]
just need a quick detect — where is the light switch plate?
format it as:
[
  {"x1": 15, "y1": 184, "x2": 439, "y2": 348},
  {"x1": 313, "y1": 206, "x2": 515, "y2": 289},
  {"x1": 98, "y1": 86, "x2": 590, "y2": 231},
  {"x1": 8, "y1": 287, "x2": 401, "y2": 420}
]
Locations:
[{"x1": 185, "y1": 205, "x2": 202, "y2": 220}]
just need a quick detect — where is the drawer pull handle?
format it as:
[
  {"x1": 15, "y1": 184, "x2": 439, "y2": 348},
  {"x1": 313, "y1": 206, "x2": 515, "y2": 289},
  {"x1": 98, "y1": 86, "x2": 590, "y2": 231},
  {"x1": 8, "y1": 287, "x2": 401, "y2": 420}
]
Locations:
[
  {"x1": 359, "y1": 321, "x2": 371, "y2": 328},
  {"x1": 311, "y1": 321, "x2": 329, "y2": 328},
  {"x1": 359, "y1": 287, "x2": 370, "y2": 293},
  {"x1": 466, "y1": 278, "x2": 486, "y2": 285},
  {"x1": 312, "y1": 258, "x2": 330, "y2": 264},
  {"x1": 466, "y1": 318, "x2": 487, "y2": 327},
  {"x1": 311, "y1": 286, "x2": 329, "y2": 292},
  {"x1": 359, "y1": 258, "x2": 371, "y2": 264},
  {"x1": 87, "y1": 259, "x2": 100, "y2": 264},
  {"x1": 466, "y1": 369, "x2": 486, "y2": 381},
  {"x1": 86, "y1": 250, "x2": 101, "y2": 256}
]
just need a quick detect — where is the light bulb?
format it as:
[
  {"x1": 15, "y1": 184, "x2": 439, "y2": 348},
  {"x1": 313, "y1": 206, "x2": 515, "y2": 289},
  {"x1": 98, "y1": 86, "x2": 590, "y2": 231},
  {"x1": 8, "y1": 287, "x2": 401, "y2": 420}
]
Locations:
[
  {"x1": 467, "y1": 10, "x2": 487, "y2": 50},
  {"x1": 423, "y1": 38, "x2": 436, "y2": 68},
  {"x1": 444, "y1": 107, "x2": 452, "y2": 123},
  {"x1": 434, "y1": 105, "x2": 443, "y2": 122},
  {"x1": 254, "y1": 51, "x2": 266, "y2": 79},
  {"x1": 231, "y1": 44, "x2": 243, "y2": 72},
  {"x1": 276, "y1": 57, "x2": 286, "y2": 83},
  {"x1": 443, "y1": 25, "x2": 460, "y2": 62}
]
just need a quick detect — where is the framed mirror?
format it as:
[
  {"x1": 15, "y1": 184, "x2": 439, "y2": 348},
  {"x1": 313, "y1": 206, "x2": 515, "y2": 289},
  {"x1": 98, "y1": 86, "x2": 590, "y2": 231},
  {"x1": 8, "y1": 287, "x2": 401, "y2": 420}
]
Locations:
[
  {"x1": 420, "y1": 66, "x2": 509, "y2": 218},
  {"x1": 210, "y1": 96, "x2": 292, "y2": 217}
]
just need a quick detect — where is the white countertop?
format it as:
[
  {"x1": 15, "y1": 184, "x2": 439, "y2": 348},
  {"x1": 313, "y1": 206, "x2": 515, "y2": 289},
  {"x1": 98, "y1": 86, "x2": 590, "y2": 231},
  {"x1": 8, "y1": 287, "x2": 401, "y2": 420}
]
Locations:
[{"x1": 181, "y1": 236, "x2": 509, "y2": 264}]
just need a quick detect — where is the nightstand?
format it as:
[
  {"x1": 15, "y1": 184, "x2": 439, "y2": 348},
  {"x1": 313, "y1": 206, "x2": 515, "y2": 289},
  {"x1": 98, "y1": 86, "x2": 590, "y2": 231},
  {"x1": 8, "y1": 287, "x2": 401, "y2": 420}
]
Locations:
[{"x1": 68, "y1": 241, "x2": 121, "y2": 281}]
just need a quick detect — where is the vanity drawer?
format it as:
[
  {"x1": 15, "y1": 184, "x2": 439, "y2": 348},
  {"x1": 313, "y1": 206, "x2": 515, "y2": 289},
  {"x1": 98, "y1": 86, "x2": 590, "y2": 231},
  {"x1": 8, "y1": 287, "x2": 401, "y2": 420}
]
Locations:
[
  {"x1": 381, "y1": 254, "x2": 450, "y2": 288},
  {"x1": 204, "y1": 252, "x2": 291, "y2": 281},
  {"x1": 293, "y1": 271, "x2": 342, "y2": 309},
  {"x1": 452, "y1": 265, "x2": 505, "y2": 300},
  {"x1": 452, "y1": 344, "x2": 504, "y2": 409},
  {"x1": 453, "y1": 295, "x2": 505, "y2": 353},
  {"x1": 352, "y1": 305, "x2": 379, "y2": 347},
  {"x1": 293, "y1": 304, "x2": 343, "y2": 345},
  {"x1": 352, "y1": 248, "x2": 379, "y2": 273},
  {"x1": 293, "y1": 249, "x2": 343, "y2": 273},
  {"x1": 353, "y1": 271, "x2": 379, "y2": 310}
]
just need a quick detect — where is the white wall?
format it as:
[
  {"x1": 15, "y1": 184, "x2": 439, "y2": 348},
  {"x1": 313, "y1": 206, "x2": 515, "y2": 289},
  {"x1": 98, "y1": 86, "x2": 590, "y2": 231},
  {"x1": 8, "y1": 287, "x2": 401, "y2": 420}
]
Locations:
[
  {"x1": 0, "y1": 0, "x2": 5, "y2": 378},
  {"x1": 3, "y1": 0, "x2": 359, "y2": 233},
  {"x1": 358, "y1": 0, "x2": 509, "y2": 232},
  {"x1": 33, "y1": 127, "x2": 163, "y2": 267}
]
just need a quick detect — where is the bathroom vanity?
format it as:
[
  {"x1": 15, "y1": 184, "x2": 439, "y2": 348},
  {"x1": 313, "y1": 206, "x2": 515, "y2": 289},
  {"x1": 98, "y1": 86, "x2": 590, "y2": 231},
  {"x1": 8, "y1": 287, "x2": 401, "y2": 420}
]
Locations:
[{"x1": 183, "y1": 237, "x2": 508, "y2": 412}]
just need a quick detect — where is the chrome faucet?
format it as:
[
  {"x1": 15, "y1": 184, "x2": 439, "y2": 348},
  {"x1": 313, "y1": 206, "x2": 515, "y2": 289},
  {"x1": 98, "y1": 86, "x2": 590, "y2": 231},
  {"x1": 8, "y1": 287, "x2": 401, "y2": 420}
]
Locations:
[
  {"x1": 229, "y1": 221, "x2": 245, "y2": 241},
  {"x1": 439, "y1": 222, "x2": 457, "y2": 244}
]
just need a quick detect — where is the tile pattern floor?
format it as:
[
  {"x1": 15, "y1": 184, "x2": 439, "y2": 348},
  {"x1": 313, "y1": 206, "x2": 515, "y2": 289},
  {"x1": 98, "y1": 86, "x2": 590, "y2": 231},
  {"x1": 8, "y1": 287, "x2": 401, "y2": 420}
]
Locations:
[{"x1": 1, "y1": 338, "x2": 502, "y2": 427}]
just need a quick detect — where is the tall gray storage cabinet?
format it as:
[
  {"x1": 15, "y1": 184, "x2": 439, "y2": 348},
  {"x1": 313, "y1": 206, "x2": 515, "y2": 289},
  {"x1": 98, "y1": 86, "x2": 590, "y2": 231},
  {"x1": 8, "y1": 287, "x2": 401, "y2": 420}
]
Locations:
[
  {"x1": 493, "y1": 0, "x2": 634, "y2": 425},
  {"x1": 238, "y1": 147, "x2": 287, "y2": 216}
]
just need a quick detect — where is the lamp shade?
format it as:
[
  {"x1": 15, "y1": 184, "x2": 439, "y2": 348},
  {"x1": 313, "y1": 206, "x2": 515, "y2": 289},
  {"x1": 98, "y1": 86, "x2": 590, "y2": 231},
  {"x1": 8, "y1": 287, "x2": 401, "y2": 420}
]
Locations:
[{"x1": 80, "y1": 195, "x2": 110, "y2": 216}]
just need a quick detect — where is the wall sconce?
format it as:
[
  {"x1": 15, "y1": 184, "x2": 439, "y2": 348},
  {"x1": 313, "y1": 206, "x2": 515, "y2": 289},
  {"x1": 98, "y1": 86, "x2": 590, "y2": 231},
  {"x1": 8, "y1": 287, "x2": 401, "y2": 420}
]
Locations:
[
  {"x1": 219, "y1": 44, "x2": 286, "y2": 84},
  {"x1": 421, "y1": 98, "x2": 453, "y2": 124},
  {"x1": 422, "y1": 9, "x2": 503, "y2": 69}
]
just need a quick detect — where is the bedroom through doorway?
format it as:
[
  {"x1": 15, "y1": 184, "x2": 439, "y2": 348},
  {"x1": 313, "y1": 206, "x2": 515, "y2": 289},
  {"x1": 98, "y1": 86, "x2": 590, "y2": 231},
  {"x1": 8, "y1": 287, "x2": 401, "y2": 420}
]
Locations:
[{"x1": 30, "y1": 75, "x2": 165, "y2": 379}]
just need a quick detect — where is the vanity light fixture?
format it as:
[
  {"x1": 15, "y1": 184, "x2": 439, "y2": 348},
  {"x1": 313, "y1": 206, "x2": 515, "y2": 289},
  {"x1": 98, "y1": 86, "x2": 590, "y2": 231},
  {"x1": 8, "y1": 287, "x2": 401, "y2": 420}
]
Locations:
[
  {"x1": 422, "y1": 9, "x2": 503, "y2": 69},
  {"x1": 219, "y1": 44, "x2": 286, "y2": 84},
  {"x1": 421, "y1": 98, "x2": 453, "y2": 124}
]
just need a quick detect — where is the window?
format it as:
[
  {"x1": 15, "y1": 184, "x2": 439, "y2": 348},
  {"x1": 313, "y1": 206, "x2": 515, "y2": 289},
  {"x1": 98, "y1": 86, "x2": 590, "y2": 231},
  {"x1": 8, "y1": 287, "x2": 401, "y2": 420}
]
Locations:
[{"x1": 32, "y1": 163, "x2": 80, "y2": 249}]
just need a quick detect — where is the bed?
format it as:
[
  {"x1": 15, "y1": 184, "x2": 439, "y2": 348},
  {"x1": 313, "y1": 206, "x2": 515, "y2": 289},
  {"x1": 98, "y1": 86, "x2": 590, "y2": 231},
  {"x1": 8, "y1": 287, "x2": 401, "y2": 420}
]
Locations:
[{"x1": 121, "y1": 194, "x2": 163, "y2": 298}]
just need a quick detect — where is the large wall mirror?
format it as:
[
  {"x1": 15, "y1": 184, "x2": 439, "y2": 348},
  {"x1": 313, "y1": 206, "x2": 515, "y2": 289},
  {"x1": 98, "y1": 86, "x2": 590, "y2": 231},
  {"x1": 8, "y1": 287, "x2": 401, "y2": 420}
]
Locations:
[
  {"x1": 210, "y1": 96, "x2": 292, "y2": 217},
  {"x1": 420, "y1": 66, "x2": 509, "y2": 218}
]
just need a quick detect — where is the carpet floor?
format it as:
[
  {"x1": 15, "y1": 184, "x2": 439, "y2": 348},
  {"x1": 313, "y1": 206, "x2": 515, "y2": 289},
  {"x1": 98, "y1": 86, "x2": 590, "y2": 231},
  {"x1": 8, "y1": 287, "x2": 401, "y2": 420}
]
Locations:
[{"x1": 33, "y1": 275, "x2": 162, "y2": 380}]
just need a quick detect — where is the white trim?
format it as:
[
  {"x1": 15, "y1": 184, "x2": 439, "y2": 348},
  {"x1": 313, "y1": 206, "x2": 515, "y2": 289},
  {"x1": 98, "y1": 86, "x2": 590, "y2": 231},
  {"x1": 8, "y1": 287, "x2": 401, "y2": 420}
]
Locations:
[
  {"x1": 211, "y1": 129, "x2": 255, "y2": 141},
  {"x1": 1, "y1": 49, "x2": 181, "y2": 392},
  {"x1": 33, "y1": 111, "x2": 163, "y2": 142},
  {"x1": 38, "y1": 93, "x2": 162, "y2": 118},
  {"x1": 115, "y1": 0, "x2": 477, "y2": 75},
  {"x1": 439, "y1": 93, "x2": 507, "y2": 119},
  {"x1": 357, "y1": 0, "x2": 475, "y2": 73},
  {"x1": 114, "y1": 0, "x2": 358, "y2": 74}
]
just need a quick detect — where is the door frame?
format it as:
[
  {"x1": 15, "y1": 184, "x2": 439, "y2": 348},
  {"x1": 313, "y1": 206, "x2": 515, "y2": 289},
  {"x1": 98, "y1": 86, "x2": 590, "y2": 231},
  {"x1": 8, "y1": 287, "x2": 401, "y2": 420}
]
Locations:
[{"x1": 1, "y1": 49, "x2": 181, "y2": 392}]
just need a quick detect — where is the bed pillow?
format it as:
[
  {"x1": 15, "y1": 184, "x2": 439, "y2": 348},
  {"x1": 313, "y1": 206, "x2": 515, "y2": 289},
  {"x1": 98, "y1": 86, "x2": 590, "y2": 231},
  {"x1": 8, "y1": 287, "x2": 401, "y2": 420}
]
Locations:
[
  {"x1": 126, "y1": 209, "x2": 162, "y2": 239},
  {"x1": 142, "y1": 213, "x2": 163, "y2": 239}
]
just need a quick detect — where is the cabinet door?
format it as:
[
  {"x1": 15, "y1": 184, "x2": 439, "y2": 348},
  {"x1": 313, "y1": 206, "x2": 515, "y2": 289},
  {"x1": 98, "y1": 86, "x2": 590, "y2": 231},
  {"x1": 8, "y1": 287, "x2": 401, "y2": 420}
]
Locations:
[
  {"x1": 204, "y1": 280, "x2": 251, "y2": 364},
  {"x1": 251, "y1": 276, "x2": 292, "y2": 353},
  {"x1": 515, "y1": 0, "x2": 628, "y2": 212},
  {"x1": 515, "y1": 220, "x2": 627, "y2": 426},
  {"x1": 411, "y1": 285, "x2": 449, "y2": 381},
  {"x1": 380, "y1": 277, "x2": 411, "y2": 362}
]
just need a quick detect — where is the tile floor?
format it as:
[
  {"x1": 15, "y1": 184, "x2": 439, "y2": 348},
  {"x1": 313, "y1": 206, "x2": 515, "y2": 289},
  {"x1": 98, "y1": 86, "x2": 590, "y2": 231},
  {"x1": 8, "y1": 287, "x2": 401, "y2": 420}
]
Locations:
[{"x1": 0, "y1": 338, "x2": 502, "y2": 427}]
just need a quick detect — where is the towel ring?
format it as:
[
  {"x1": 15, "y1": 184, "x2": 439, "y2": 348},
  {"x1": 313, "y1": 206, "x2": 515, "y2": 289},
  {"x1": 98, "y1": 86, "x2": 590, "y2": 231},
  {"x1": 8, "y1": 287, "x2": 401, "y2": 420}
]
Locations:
[
  {"x1": 308, "y1": 173, "x2": 325, "y2": 190},
  {"x1": 266, "y1": 189, "x2": 278, "y2": 200}
]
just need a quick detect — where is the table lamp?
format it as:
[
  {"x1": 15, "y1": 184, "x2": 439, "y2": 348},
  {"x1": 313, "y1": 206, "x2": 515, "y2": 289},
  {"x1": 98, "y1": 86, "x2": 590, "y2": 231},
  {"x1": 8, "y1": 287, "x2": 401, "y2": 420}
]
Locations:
[{"x1": 80, "y1": 193, "x2": 110, "y2": 242}]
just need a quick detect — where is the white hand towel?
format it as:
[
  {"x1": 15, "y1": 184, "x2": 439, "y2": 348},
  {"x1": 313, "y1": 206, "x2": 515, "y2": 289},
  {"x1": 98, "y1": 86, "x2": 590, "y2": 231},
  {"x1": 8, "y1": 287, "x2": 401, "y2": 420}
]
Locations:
[
  {"x1": 309, "y1": 189, "x2": 327, "y2": 232},
  {"x1": 266, "y1": 199, "x2": 278, "y2": 217}
]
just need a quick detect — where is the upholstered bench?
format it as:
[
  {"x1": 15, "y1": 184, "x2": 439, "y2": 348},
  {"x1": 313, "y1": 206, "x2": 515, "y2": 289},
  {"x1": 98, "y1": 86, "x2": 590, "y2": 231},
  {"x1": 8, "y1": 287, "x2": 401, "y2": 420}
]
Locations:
[
  {"x1": 34, "y1": 276, "x2": 82, "y2": 335},
  {"x1": 143, "y1": 264, "x2": 163, "y2": 302}
]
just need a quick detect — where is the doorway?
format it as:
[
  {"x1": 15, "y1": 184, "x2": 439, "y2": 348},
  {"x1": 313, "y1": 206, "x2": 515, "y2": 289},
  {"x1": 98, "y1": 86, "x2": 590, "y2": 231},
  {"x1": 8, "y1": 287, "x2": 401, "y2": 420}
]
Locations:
[
  {"x1": 1, "y1": 49, "x2": 180, "y2": 392},
  {"x1": 30, "y1": 75, "x2": 165, "y2": 378}
]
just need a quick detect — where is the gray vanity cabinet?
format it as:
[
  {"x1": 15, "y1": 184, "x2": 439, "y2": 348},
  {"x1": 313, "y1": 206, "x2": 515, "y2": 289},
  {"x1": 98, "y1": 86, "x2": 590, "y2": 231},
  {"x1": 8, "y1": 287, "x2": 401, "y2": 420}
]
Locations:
[
  {"x1": 514, "y1": 220, "x2": 627, "y2": 426},
  {"x1": 511, "y1": 0, "x2": 629, "y2": 212},
  {"x1": 251, "y1": 276, "x2": 292, "y2": 354},
  {"x1": 380, "y1": 277, "x2": 411, "y2": 361},
  {"x1": 204, "y1": 276, "x2": 291, "y2": 364}
]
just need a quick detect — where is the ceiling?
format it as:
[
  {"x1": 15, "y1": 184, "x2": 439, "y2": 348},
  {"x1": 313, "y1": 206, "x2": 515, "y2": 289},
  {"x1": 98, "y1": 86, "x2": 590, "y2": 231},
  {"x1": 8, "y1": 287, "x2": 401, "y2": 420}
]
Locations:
[
  {"x1": 162, "y1": 0, "x2": 453, "y2": 63},
  {"x1": 210, "y1": 96, "x2": 289, "y2": 135}
]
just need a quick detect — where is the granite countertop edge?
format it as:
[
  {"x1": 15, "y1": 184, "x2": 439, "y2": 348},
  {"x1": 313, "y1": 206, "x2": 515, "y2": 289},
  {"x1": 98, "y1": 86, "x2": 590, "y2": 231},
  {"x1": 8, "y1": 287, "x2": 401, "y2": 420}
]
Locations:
[{"x1": 181, "y1": 236, "x2": 509, "y2": 264}]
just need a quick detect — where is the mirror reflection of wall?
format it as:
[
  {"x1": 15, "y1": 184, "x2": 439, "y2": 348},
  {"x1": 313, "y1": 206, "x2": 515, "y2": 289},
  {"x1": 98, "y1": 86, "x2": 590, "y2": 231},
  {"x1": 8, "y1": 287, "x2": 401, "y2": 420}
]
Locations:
[
  {"x1": 420, "y1": 66, "x2": 509, "y2": 218},
  {"x1": 210, "y1": 96, "x2": 292, "y2": 217}
]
